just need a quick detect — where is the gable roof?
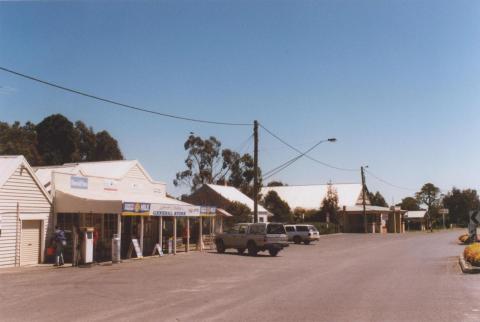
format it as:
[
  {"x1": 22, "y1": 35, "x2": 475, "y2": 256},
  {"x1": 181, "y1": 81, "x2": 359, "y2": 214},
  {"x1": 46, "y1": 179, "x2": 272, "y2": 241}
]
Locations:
[
  {"x1": 261, "y1": 183, "x2": 366, "y2": 210},
  {"x1": 0, "y1": 155, "x2": 52, "y2": 203},
  {"x1": 206, "y1": 184, "x2": 270, "y2": 214},
  {"x1": 35, "y1": 160, "x2": 163, "y2": 189}
]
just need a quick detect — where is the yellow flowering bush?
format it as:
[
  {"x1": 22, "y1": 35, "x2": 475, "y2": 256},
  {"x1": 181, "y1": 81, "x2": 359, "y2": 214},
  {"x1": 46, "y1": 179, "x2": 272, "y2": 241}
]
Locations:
[{"x1": 464, "y1": 243, "x2": 480, "y2": 266}]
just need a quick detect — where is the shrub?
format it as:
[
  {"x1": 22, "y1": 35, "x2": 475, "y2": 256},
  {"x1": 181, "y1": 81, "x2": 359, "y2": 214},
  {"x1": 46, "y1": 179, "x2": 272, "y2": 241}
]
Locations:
[{"x1": 464, "y1": 243, "x2": 480, "y2": 266}]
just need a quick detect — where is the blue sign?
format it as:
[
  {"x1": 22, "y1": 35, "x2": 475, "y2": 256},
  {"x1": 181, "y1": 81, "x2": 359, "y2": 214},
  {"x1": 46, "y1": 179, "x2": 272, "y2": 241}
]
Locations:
[{"x1": 70, "y1": 176, "x2": 88, "y2": 189}]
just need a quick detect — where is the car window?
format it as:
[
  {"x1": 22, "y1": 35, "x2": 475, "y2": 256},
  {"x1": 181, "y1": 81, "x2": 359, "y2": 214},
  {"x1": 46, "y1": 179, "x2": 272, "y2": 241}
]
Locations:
[
  {"x1": 238, "y1": 224, "x2": 248, "y2": 234},
  {"x1": 296, "y1": 226, "x2": 309, "y2": 232},
  {"x1": 267, "y1": 224, "x2": 286, "y2": 234},
  {"x1": 249, "y1": 224, "x2": 265, "y2": 234},
  {"x1": 285, "y1": 226, "x2": 295, "y2": 232},
  {"x1": 229, "y1": 225, "x2": 240, "y2": 234}
]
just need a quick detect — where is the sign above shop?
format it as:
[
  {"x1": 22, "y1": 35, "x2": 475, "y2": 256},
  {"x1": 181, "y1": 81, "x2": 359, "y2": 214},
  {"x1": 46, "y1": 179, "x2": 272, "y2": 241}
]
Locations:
[
  {"x1": 122, "y1": 202, "x2": 151, "y2": 216},
  {"x1": 200, "y1": 206, "x2": 217, "y2": 216},
  {"x1": 151, "y1": 204, "x2": 201, "y2": 217},
  {"x1": 70, "y1": 176, "x2": 88, "y2": 189}
]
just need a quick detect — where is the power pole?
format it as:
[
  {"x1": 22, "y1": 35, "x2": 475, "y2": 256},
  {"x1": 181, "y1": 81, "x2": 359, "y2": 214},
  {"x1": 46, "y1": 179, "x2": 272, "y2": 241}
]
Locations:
[
  {"x1": 361, "y1": 166, "x2": 367, "y2": 233},
  {"x1": 253, "y1": 120, "x2": 259, "y2": 223}
]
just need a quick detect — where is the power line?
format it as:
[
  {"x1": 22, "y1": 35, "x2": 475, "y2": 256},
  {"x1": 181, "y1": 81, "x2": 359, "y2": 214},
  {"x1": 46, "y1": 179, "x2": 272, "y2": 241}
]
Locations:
[
  {"x1": 263, "y1": 138, "x2": 333, "y2": 180},
  {"x1": 0, "y1": 66, "x2": 251, "y2": 126},
  {"x1": 365, "y1": 169, "x2": 416, "y2": 192},
  {"x1": 259, "y1": 123, "x2": 358, "y2": 172}
]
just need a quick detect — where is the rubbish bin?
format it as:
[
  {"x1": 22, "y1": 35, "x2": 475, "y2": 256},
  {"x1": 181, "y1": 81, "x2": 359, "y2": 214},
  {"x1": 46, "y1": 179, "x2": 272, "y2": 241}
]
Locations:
[{"x1": 112, "y1": 234, "x2": 121, "y2": 264}]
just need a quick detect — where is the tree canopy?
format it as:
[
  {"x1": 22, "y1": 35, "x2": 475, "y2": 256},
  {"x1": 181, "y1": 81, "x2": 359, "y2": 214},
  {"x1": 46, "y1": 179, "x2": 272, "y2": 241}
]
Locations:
[
  {"x1": 174, "y1": 134, "x2": 260, "y2": 195},
  {"x1": 262, "y1": 190, "x2": 291, "y2": 223},
  {"x1": 368, "y1": 191, "x2": 388, "y2": 207},
  {"x1": 318, "y1": 183, "x2": 340, "y2": 223},
  {"x1": 399, "y1": 197, "x2": 420, "y2": 211},
  {"x1": 0, "y1": 114, "x2": 124, "y2": 165},
  {"x1": 443, "y1": 188, "x2": 480, "y2": 227}
]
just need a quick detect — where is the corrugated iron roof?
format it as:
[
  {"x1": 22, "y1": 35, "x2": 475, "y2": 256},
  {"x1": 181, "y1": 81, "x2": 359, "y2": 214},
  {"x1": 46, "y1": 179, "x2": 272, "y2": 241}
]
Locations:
[
  {"x1": 261, "y1": 183, "x2": 365, "y2": 210},
  {"x1": 206, "y1": 184, "x2": 270, "y2": 214}
]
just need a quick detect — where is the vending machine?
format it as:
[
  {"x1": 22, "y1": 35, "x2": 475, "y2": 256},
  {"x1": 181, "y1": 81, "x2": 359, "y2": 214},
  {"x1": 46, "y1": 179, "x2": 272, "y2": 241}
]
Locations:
[{"x1": 80, "y1": 227, "x2": 94, "y2": 264}]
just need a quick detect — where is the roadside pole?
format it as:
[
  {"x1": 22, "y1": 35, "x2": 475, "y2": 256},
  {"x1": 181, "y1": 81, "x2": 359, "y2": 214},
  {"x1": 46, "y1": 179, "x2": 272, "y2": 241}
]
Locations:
[
  {"x1": 253, "y1": 120, "x2": 259, "y2": 224},
  {"x1": 361, "y1": 166, "x2": 367, "y2": 233}
]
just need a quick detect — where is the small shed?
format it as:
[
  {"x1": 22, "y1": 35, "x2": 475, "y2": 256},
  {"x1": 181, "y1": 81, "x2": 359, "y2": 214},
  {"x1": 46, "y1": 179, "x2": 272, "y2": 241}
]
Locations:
[
  {"x1": 404, "y1": 210, "x2": 427, "y2": 231},
  {"x1": 0, "y1": 156, "x2": 52, "y2": 268}
]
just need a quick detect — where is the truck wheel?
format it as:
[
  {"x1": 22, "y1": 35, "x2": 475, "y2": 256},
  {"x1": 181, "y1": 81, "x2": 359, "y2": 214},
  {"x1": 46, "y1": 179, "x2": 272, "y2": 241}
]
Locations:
[
  {"x1": 237, "y1": 248, "x2": 245, "y2": 255},
  {"x1": 268, "y1": 249, "x2": 279, "y2": 257},
  {"x1": 247, "y1": 241, "x2": 258, "y2": 256},
  {"x1": 293, "y1": 236, "x2": 302, "y2": 244},
  {"x1": 216, "y1": 240, "x2": 226, "y2": 253},
  {"x1": 303, "y1": 240, "x2": 311, "y2": 245}
]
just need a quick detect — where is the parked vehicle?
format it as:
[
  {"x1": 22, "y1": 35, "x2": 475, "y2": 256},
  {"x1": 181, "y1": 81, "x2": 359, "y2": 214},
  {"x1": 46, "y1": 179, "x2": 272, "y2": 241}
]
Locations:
[
  {"x1": 215, "y1": 223, "x2": 288, "y2": 256},
  {"x1": 284, "y1": 225, "x2": 320, "y2": 245}
]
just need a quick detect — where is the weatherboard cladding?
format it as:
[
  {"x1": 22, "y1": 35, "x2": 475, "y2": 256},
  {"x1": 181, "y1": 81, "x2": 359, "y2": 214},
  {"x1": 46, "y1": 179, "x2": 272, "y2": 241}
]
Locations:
[{"x1": 0, "y1": 158, "x2": 52, "y2": 268}]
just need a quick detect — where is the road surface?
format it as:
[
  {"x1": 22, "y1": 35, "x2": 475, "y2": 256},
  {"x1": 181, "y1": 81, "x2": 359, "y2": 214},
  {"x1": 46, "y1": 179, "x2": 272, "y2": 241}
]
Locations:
[{"x1": 0, "y1": 230, "x2": 478, "y2": 322}]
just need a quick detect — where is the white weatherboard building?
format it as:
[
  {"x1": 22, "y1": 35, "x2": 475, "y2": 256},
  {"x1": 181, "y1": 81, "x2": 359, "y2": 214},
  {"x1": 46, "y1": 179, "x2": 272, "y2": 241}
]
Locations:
[
  {"x1": 261, "y1": 183, "x2": 402, "y2": 233},
  {"x1": 404, "y1": 210, "x2": 427, "y2": 231},
  {"x1": 36, "y1": 160, "x2": 206, "y2": 261},
  {"x1": 0, "y1": 156, "x2": 52, "y2": 268}
]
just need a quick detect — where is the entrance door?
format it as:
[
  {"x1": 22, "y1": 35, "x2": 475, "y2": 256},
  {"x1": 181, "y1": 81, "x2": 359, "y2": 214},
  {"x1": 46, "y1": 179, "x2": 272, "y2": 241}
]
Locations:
[{"x1": 20, "y1": 220, "x2": 41, "y2": 266}]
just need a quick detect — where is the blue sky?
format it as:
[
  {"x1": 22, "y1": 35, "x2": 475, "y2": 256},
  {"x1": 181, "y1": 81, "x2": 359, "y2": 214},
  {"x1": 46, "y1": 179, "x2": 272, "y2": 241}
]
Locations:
[{"x1": 1, "y1": 1, "x2": 479, "y2": 203}]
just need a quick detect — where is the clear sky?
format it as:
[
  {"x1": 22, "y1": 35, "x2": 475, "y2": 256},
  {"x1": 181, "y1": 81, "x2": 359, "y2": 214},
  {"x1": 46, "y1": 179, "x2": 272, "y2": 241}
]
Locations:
[{"x1": 1, "y1": 1, "x2": 479, "y2": 204}]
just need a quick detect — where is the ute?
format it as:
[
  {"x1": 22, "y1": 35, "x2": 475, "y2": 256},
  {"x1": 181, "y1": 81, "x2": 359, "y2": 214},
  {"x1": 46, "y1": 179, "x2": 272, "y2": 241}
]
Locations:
[{"x1": 215, "y1": 223, "x2": 288, "y2": 256}]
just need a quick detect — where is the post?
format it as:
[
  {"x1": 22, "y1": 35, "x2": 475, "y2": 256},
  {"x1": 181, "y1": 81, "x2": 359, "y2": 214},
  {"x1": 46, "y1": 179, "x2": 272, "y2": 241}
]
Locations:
[
  {"x1": 173, "y1": 217, "x2": 177, "y2": 255},
  {"x1": 117, "y1": 213, "x2": 122, "y2": 259},
  {"x1": 199, "y1": 216, "x2": 203, "y2": 251},
  {"x1": 140, "y1": 216, "x2": 144, "y2": 255},
  {"x1": 186, "y1": 217, "x2": 190, "y2": 252},
  {"x1": 361, "y1": 166, "x2": 367, "y2": 233},
  {"x1": 159, "y1": 216, "x2": 163, "y2": 252},
  {"x1": 253, "y1": 120, "x2": 259, "y2": 223}
]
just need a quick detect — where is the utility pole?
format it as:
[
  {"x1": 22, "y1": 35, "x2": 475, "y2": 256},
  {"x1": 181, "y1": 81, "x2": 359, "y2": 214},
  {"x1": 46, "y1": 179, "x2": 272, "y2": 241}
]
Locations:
[
  {"x1": 253, "y1": 120, "x2": 259, "y2": 223},
  {"x1": 361, "y1": 166, "x2": 367, "y2": 233}
]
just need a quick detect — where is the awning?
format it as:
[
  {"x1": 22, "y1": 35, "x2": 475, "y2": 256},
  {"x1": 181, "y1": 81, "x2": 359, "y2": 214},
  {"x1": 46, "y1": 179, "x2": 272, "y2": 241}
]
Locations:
[{"x1": 54, "y1": 189, "x2": 200, "y2": 216}]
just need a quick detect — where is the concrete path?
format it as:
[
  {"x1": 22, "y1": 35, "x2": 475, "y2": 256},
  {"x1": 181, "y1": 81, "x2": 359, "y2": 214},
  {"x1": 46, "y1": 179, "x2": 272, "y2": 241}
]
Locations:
[{"x1": 0, "y1": 230, "x2": 478, "y2": 322}]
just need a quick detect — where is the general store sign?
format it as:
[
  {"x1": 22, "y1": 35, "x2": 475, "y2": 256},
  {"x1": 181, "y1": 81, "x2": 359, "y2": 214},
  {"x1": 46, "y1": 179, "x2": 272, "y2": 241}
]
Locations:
[{"x1": 151, "y1": 204, "x2": 201, "y2": 217}]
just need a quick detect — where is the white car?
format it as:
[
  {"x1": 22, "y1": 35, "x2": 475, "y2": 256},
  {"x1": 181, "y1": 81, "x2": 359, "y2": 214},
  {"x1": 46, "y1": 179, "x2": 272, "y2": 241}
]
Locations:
[{"x1": 284, "y1": 225, "x2": 320, "y2": 245}]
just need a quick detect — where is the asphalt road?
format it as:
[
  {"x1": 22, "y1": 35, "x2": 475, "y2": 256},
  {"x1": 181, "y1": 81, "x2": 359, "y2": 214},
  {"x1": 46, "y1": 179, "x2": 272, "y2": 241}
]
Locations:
[{"x1": 0, "y1": 230, "x2": 478, "y2": 322}]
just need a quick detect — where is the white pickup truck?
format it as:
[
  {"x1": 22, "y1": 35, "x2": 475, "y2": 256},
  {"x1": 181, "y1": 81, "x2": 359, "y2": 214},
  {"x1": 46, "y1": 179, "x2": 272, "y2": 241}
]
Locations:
[
  {"x1": 215, "y1": 223, "x2": 288, "y2": 256},
  {"x1": 284, "y1": 224, "x2": 320, "y2": 245}
]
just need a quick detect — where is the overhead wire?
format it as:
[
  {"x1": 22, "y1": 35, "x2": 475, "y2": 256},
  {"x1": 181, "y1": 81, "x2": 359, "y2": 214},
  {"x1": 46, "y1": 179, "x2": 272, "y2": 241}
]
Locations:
[
  {"x1": 365, "y1": 169, "x2": 416, "y2": 192},
  {"x1": 259, "y1": 123, "x2": 358, "y2": 172},
  {"x1": 263, "y1": 138, "x2": 334, "y2": 180},
  {"x1": 0, "y1": 66, "x2": 251, "y2": 126}
]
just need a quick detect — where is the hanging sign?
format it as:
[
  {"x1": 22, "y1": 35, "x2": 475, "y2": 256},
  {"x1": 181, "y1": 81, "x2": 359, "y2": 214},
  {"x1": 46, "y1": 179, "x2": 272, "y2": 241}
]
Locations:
[
  {"x1": 122, "y1": 202, "x2": 151, "y2": 216},
  {"x1": 70, "y1": 176, "x2": 88, "y2": 189},
  {"x1": 151, "y1": 204, "x2": 200, "y2": 217}
]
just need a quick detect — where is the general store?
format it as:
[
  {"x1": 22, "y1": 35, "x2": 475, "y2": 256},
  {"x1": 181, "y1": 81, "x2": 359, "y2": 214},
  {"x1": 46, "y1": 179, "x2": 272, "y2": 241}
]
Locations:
[{"x1": 35, "y1": 160, "x2": 213, "y2": 263}]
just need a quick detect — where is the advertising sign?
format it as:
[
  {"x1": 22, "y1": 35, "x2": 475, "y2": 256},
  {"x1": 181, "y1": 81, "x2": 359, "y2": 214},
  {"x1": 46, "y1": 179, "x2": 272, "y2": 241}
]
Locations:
[
  {"x1": 70, "y1": 176, "x2": 88, "y2": 189},
  {"x1": 151, "y1": 204, "x2": 201, "y2": 217},
  {"x1": 200, "y1": 206, "x2": 217, "y2": 216},
  {"x1": 122, "y1": 202, "x2": 151, "y2": 216}
]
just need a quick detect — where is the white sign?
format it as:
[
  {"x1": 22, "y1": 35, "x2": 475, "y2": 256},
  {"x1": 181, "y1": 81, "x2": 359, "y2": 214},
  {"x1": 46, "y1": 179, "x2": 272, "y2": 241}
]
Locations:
[
  {"x1": 439, "y1": 209, "x2": 449, "y2": 215},
  {"x1": 70, "y1": 176, "x2": 88, "y2": 189},
  {"x1": 151, "y1": 204, "x2": 201, "y2": 217}
]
